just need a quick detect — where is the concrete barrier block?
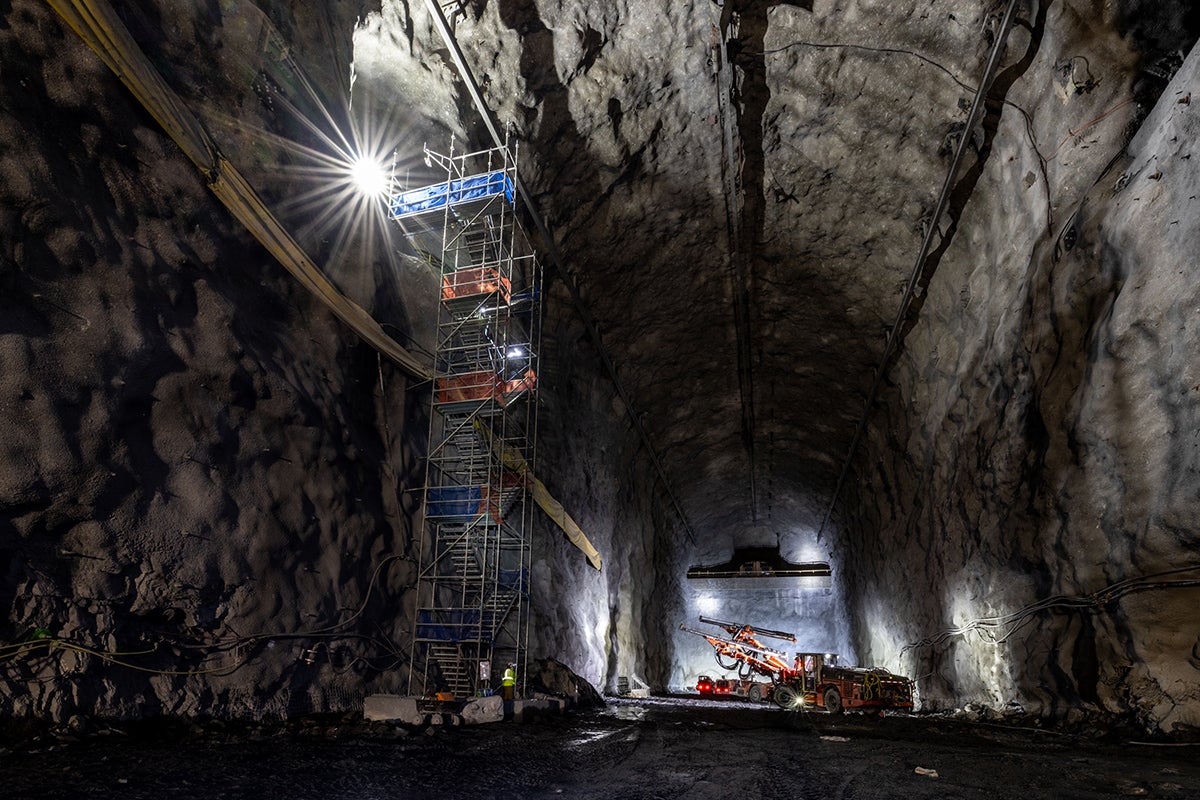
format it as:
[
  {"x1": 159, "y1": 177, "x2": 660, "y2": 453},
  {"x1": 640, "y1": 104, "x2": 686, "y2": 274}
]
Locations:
[{"x1": 364, "y1": 694, "x2": 423, "y2": 725}]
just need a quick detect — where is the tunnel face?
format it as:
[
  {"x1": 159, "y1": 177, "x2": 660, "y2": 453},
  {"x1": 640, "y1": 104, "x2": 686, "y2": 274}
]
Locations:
[{"x1": 2, "y1": 0, "x2": 1200, "y2": 733}]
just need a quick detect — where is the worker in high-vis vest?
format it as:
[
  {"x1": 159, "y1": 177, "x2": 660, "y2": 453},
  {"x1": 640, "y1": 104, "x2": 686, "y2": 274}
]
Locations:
[{"x1": 501, "y1": 663, "x2": 516, "y2": 701}]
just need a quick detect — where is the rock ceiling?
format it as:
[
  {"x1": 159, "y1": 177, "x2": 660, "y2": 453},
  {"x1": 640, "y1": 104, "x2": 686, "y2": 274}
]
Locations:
[{"x1": 435, "y1": 0, "x2": 1035, "y2": 542}]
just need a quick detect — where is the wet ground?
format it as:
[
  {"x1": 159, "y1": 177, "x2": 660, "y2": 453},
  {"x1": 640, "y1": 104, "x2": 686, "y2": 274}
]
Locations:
[{"x1": 3, "y1": 696, "x2": 1200, "y2": 799}]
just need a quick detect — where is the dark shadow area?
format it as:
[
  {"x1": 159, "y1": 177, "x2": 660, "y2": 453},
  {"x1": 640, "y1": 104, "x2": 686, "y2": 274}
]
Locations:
[
  {"x1": 721, "y1": 0, "x2": 813, "y2": 523},
  {"x1": 3, "y1": 698, "x2": 1199, "y2": 799},
  {"x1": 1114, "y1": 0, "x2": 1200, "y2": 64}
]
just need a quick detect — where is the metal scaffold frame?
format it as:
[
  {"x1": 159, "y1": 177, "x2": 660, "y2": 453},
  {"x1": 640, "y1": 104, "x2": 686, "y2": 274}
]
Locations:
[{"x1": 391, "y1": 133, "x2": 542, "y2": 700}]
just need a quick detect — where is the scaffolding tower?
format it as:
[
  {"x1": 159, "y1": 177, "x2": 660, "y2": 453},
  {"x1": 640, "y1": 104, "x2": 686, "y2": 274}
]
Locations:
[{"x1": 390, "y1": 135, "x2": 541, "y2": 699}]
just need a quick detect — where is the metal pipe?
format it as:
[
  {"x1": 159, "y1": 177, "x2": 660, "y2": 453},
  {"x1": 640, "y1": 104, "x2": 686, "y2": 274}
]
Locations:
[
  {"x1": 424, "y1": 0, "x2": 697, "y2": 544},
  {"x1": 817, "y1": 0, "x2": 1024, "y2": 539}
]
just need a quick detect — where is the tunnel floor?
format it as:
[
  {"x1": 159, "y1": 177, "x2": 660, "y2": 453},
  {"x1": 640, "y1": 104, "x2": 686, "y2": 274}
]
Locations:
[{"x1": 4, "y1": 697, "x2": 1199, "y2": 799}]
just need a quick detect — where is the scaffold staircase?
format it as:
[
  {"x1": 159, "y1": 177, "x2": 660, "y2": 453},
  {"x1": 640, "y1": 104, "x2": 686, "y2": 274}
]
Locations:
[
  {"x1": 427, "y1": 643, "x2": 472, "y2": 698},
  {"x1": 389, "y1": 134, "x2": 541, "y2": 700}
]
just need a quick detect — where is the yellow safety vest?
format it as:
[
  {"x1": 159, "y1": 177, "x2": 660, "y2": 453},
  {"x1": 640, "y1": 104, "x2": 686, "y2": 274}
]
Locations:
[{"x1": 502, "y1": 667, "x2": 516, "y2": 686}]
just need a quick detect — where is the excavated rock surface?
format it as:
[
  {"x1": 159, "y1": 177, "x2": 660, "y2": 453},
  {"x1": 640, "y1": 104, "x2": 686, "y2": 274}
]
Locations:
[
  {"x1": 0, "y1": 0, "x2": 436, "y2": 721},
  {"x1": 847, "y1": 34, "x2": 1200, "y2": 733},
  {"x1": 2, "y1": 0, "x2": 1199, "y2": 735}
]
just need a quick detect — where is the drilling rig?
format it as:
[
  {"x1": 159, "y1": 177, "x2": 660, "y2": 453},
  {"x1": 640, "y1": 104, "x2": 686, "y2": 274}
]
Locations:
[{"x1": 681, "y1": 617, "x2": 914, "y2": 714}]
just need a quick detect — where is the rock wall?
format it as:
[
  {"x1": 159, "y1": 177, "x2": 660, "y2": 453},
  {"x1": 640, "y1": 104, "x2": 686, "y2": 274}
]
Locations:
[
  {"x1": 531, "y1": 277, "x2": 689, "y2": 691},
  {"x1": 0, "y1": 0, "x2": 687, "y2": 720},
  {"x1": 841, "y1": 4, "x2": 1200, "y2": 732},
  {"x1": 0, "y1": 0, "x2": 434, "y2": 721}
]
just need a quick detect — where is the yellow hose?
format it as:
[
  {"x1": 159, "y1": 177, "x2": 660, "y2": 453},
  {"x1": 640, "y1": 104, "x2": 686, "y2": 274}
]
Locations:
[{"x1": 45, "y1": 0, "x2": 432, "y2": 381}]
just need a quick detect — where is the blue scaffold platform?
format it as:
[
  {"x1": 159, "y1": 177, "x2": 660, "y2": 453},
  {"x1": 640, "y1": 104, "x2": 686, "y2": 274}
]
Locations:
[{"x1": 389, "y1": 171, "x2": 515, "y2": 220}]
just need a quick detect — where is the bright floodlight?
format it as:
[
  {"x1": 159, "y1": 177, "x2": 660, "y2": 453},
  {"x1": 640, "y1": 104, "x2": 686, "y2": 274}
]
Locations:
[{"x1": 349, "y1": 155, "x2": 389, "y2": 197}]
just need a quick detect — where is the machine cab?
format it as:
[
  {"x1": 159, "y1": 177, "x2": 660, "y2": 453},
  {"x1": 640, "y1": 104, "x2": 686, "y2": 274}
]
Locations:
[{"x1": 791, "y1": 652, "x2": 839, "y2": 694}]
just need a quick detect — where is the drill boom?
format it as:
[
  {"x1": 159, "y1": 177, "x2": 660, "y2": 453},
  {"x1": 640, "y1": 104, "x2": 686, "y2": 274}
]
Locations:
[{"x1": 697, "y1": 616, "x2": 796, "y2": 642}]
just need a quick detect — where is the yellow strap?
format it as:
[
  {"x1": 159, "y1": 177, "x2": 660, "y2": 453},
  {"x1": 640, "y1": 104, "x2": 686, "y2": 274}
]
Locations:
[
  {"x1": 530, "y1": 477, "x2": 602, "y2": 571},
  {"x1": 473, "y1": 420, "x2": 602, "y2": 570}
]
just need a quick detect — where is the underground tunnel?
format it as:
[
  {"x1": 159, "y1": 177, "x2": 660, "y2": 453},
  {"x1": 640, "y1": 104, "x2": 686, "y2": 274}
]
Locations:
[{"x1": 2, "y1": 0, "x2": 1200, "y2": 795}]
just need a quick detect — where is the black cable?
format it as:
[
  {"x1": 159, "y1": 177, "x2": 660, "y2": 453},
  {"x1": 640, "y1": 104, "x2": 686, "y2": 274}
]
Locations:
[
  {"x1": 756, "y1": 39, "x2": 974, "y2": 93},
  {"x1": 754, "y1": 37, "x2": 1051, "y2": 229},
  {"x1": 903, "y1": 564, "x2": 1200, "y2": 655},
  {"x1": 1, "y1": 555, "x2": 412, "y2": 676}
]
